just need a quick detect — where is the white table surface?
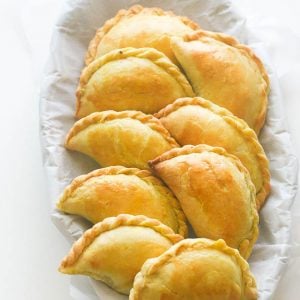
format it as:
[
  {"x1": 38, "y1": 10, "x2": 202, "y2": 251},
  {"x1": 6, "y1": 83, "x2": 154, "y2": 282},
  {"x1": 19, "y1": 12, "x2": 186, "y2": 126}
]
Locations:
[{"x1": 0, "y1": 0, "x2": 299, "y2": 299}]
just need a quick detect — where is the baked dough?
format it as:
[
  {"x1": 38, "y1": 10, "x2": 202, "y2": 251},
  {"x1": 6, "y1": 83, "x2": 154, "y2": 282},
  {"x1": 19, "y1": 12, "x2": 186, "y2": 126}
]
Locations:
[
  {"x1": 170, "y1": 30, "x2": 269, "y2": 133},
  {"x1": 56, "y1": 166, "x2": 187, "y2": 237},
  {"x1": 65, "y1": 110, "x2": 178, "y2": 169},
  {"x1": 86, "y1": 5, "x2": 200, "y2": 65},
  {"x1": 59, "y1": 214, "x2": 183, "y2": 295},
  {"x1": 150, "y1": 144, "x2": 259, "y2": 259},
  {"x1": 130, "y1": 238, "x2": 257, "y2": 300},
  {"x1": 155, "y1": 97, "x2": 270, "y2": 210},
  {"x1": 76, "y1": 47, "x2": 194, "y2": 118}
]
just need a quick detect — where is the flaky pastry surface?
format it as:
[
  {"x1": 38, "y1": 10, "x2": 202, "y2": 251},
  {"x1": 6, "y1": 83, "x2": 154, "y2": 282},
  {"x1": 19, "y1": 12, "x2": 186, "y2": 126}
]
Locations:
[
  {"x1": 130, "y1": 238, "x2": 257, "y2": 299},
  {"x1": 171, "y1": 30, "x2": 269, "y2": 133},
  {"x1": 76, "y1": 47, "x2": 194, "y2": 118},
  {"x1": 86, "y1": 5, "x2": 200, "y2": 65},
  {"x1": 65, "y1": 111, "x2": 178, "y2": 169},
  {"x1": 155, "y1": 97, "x2": 270, "y2": 209},
  {"x1": 150, "y1": 144, "x2": 259, "y2": 259},
  {"x1": 57, "y1": 166, "x2": 187, "y2": 237},
  {"x1": 59, "y1": 214, "x2": 183, "y2": 294}
]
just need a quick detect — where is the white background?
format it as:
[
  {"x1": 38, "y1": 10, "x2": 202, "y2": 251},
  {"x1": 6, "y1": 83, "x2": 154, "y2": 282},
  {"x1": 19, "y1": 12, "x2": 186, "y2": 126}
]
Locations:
[{"x1": 0, "y1": 0, "x2": 299, "y2": 299}]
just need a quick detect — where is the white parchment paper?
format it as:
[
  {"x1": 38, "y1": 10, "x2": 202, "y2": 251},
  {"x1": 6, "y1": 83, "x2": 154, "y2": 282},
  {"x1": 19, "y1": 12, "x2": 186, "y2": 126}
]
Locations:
[{"x1": 39, "y1": 0, "x2": 298, "y2": 299}]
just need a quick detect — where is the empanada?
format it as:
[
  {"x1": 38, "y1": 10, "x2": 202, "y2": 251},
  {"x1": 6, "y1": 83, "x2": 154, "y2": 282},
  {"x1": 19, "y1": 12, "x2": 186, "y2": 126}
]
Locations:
[
  {"x1": 56, "y1": 166, "x2": 187, "y2": 237},
  {"x1": 171, "y1": 30, "x2": 269, "y2": 133},
  {"x1": 65, "y1": 110, "x2": 178, "y2": 169},
  {"x1": 150, "y1": 144, "x2": 258, "y2": 259},
  {"x1": 130, "y1": 238, "x2": 257, "y2": 300},
  {"x1": 76, "y1": 47, "x2": 194, "y2": 118},
  {"x1": 59, "y1": 214, "x2": 183, "y2": 294},
  {"x1": 155, "y1": 97, "x2": 270, "y2": 210},
  {"x1": 86, "y1": 5, "x2": 199, "y2": 65}
]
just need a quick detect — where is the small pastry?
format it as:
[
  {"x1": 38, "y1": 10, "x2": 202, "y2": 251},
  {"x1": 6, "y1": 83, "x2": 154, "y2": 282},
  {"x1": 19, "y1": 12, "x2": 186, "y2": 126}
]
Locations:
[
  {"x1": 56, "y1": 166, "x2": 187, "y2": 237},
  {"x1": 59, "y1": 214, "x2": 183, "y2": 295},
  {"x1": 150, "y1": 144, "x2": 259, "y2": 259},
  {"x1": 155, "y1": 97, "x2": 270, "y2": 209},
  {"x1": 170, "y1": 30, "x2": 269, "y2": 133},
  {"x1": 76, "y1": 47, "x2": 194, "y2": 118},
  {"x1": 130, "y1": 238, "x2": 257, "y2": 300},
  {"x1": 86, "y1": 5, "x2": 200, "y2": 65},
  {"x1": 65, "y1": 110, "x2": 178, "y2": 169}
]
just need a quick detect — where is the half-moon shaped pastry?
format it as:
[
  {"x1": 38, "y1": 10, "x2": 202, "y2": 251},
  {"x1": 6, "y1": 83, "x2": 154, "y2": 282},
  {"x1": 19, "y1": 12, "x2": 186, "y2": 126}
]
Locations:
[
  {"x1": 170, "y1": 30, "x2": 269, "y2": 133},
  {"x1": 130, "y1": 238, "x2": 257, "y2": 300},
  {"x1": 150, "y1": 144, "x2": 259, "y2": 259},
  {"x1": 65, "y1": 111, "x2": 178, "y2": 169},
  {"x1": 86, "y1": 5, "x2": 200, "y2": 65},
  {"x1": 155, "y1": 97, "x2": 270, "y2": 210},
  {"x1": 56, "y1": 166, "x2": 187, "y2": 237},
  {"x1": 59, "y1": 214, "x2": 183, "y2": 295},
  {"x1": 76, "y1": 47, "x2": 194, "y2": 118}
]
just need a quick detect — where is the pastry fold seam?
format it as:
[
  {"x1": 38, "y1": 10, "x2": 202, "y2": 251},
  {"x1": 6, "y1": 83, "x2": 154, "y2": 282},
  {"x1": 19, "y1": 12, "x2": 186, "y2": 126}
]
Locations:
[{"x1": 85, "y1": 5, "x2": 200, "y2": 64}]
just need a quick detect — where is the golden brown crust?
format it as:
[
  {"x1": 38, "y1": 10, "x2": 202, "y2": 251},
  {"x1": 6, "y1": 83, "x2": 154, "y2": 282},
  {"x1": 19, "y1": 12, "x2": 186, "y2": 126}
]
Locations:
[
  {"x1": 184, "y1": 30, "x2": 269, "y2": 88},
  {"x1": 77, "y1": 47, "x2": 195, "y2": 117},
  {"x1": 130, "y1": 238, "x2": 257, "y2": 300},
  {"x1": 65, "y1": 110, "x2": 179, "y2": 148},
  {"x1": 183, "y1": 30, "x2": 269, "y2": 133},
  {"x1": 85, "y1": 5, "x2": 200, "y2": 65},
  {"x1": 150, "y1": 144, "x2": 237, "y2": 170},
  {"x1": 154, "y1": 97, "x2": 270, "y2": 210},
  {"x1": 57, "y1": 166, "x2": 154, "y2": 206},
  {"x1": 56, "y1": 166, "x2": 188, "y2": 237},
  {"x1": 149, "y1": 144, "x2": 259, "y2": 259},
  {"x1": 59, "y1": 214, "x2": 183, "y2": 271}
]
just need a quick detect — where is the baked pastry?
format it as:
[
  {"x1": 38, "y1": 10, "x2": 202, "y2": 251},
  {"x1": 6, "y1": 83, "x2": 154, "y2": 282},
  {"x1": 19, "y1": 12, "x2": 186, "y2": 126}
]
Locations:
[
  {"x1": 86, "y1": 5, "x2": 200, "y2": 65},
  {"x1": 59, "y1": 214, "x2": 183, "y2": 295},
  {"x1": 170, "y1": 30, "x2": 269, "y2": 133},
  {"x1": 155, "y1": 97, "x2": 270, "y2": 210},
  {"x1": 130, "y1": 238, "x2": 257, "y2": 299},
  {"x1": 150, "y1": 144, "x2": 258, "y2": 259},
  {"x1": 56, "y1": 166, "x2": 187, "y2": 237},
  {"x1": 65, "y1": 110, "x2": 178, "y2": 169},
  {"x1": 76, "y1": 47, "x2": 194, "y2": 118}
]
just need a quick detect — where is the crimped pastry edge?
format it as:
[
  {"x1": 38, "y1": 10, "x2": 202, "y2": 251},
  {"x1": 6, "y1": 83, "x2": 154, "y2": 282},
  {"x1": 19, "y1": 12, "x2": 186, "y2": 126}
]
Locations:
[
  {"x1": 56, "y1": 166, "x2": 188, "y2": 237},
  {"x1": 155, "y1": 97, "x2": 270, "y2": 210},
  {"x1": 85, "y1": 4, "x2": 200, "y2": 65},
  {"x1": 129, "y1": 238, "x2": 257, "y2": 300},
  {"x1": 59, "y1": 214, "x2": 183, "y2": 271},
  {"x1": 149, "y1": 143, "x2": 259, "y2": 259},
  {"x1": 76, "y1": 47, "x2": 195, "y2": 118},
  {"x1": 65, "y1": 110, "x2": 179, "y2": 149},
  {"x1": 173, "y1": 29, "x2": 269, "y2": 133}
]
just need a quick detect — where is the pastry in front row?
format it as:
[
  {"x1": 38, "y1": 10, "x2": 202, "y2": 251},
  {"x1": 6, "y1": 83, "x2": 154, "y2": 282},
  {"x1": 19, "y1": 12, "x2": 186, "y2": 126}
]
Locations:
[
  {"x1": 171, "y1": 30, "x2": 269, "y2": 133},
  {"x1": 150, "y1": 144, "x2": 259, "y2": 259},
  {"x1": 130, "y1": 238, "x2": 257, "y2": 300},
  {"x1": 155, "y1": 97, "x2": 270, "y2": 210},
  {"x1": 76, "y1": 47, "x2": 194, "y2": 118},
  {"x1": 59, "y1": 214, "x2": 183, "y2": 295},
  {"x1": 85, "y1": 5, "x2": 200, "y2": 65},
  {"x1": 56, "y1": 166, "x2": 187, "y2": 237},
  {"x1": 65, "y1": 110, "x2": 178, "y2": 169}
]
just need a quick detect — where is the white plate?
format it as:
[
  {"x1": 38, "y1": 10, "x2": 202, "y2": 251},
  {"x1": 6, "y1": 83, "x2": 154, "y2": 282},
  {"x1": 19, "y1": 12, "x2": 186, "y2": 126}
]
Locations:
[{"x1": 40, "y1": 0, "x2": 298, "y2": 299}]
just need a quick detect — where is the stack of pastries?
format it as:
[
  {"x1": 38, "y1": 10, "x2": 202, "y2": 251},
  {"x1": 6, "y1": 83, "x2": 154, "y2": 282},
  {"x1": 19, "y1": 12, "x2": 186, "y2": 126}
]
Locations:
[{"x1": 57, "y1": 5, "x2": 270, "y2": 299}]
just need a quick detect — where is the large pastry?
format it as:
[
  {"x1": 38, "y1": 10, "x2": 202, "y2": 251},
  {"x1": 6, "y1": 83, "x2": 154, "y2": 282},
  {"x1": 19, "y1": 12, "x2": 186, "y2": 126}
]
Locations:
[
  {"x1": 150, "y1": 144, "x2": 259, "y2": 259},
  {"x1": 65, "y1": 110, "x2": 178, "y2": 169},
  {"x1": 59, "y1": 214, "x2": 183, "y2": 295},
  {"x1": 170, "y1": 30, "x2": 269, "y2": 133},
  {"x1": 56, "y1": 166, "x2": 187, "y2": 237},
  {"x1": 86, "y1": 5, "x2": 200, "y2": 65},
  {"x1": 76, "y1": 47, "x2": 194, "y2": 118},
  {"x1": 130, "y1": 238, "x2": 257, "y2": 299},
  {"x1": 155, "y1": 97, "x2": 270, "y2": 210}
]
